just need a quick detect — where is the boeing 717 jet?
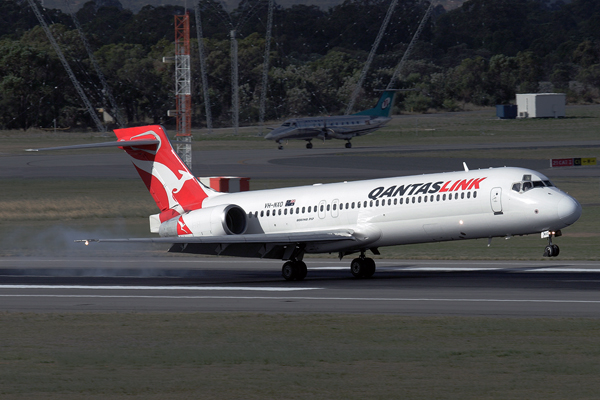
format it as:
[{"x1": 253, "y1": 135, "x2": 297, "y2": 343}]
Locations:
[
  {"x1": 265, "y1": 90, "x2": 396, "y2": 149},
  {"x1": 31, "y1": 125, "x2": 582, "y2": 281}
]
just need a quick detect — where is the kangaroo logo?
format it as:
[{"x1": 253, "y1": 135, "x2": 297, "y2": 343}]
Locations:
[{"x1": 173, "y1": 170, "x2": 195, "y2": 194}]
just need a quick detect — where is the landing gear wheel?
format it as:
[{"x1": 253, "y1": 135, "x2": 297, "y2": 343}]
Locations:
[
  {"x1": 282, "y1": 261, "x2": 307, "y2": 281},
  {"x1": 350, "y1": 257, "x2": 376, "y2": 278},
  {"x1": 363, "y1": 258, "x2": 376, "y2": 278},
  {"x1": 345, "y1": 142, "x2": 352, "y2": 149},
  {"x1": 306, "y1": 142, "x2": 313, "y2": 149},
  {"x1": 295, "y1": 261, "x2": 307, "y2": 281},
  {"x1": 282, "y1": 261, "x2": 297, "y2": 281},
  {"x1": 552, "y1": 244, "x2": 560, "y2": 257},
  {"x1": 544, "y1": 245, "x2": 555, "y2": 257},
  {"x1": 278, "y1": 145, "x2": 283, "y2": 150}
]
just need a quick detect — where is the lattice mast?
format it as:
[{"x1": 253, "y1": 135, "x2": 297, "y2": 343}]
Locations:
[
  {"x1": 345, "y1": 0, "x2": 399, "y2": 115},
  {"x1": 230, "y1": 29, "x2": 239, "y2": 135},
  {"x1": 258, "y1": 0, "x2": 274, "y2": 133},
  {"x1": 65, "y1": 0, "x2": 125, "y2": 127},
  {"x1": 27, "y1": 0, "x2": 106, "y2": 132},
  {"x1": 387, "y1": 1, "x2": 434, "y2": 90},
  {"x1": 174, "y1": 13, "x2": 192, "y2": 170},
  {"x1": 194, "y1": 2, "x2": 213, "y2": 133}
]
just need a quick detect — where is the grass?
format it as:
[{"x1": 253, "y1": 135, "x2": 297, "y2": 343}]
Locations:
[{"x1": 1, "y1": 313, "x2": 600, "y2": 399}]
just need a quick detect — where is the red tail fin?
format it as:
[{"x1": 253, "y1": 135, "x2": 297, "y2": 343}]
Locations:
[{"x1": 114, "y1": 125, "x2": 209, "y2": 221}]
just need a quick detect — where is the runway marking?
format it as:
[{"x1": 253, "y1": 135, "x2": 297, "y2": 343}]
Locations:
[
  {"x1": 1, "y1": 294, "x2": 600, "y2": 304},
  {"x1": 0, "y1": 285, "x2": 322, "y2": 292},
  {"x1": 310, "y1": 266, "x2": 600, "y2": 273}
]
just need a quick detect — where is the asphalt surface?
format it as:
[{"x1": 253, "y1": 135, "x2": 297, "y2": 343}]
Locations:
[
  {"x1": 4, "y1": 140, "x2": 600, "y2": 180},
  {"x1": 1, "y1": 139, "x2": 600, "y2": 316},
  {"x1": 1, "y1": 257, "x2": 600, "y2": 316}
]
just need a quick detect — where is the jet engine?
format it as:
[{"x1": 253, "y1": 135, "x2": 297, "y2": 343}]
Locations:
[{"x1": 158, "y1": 204, "x2": 248, "y2": 237}]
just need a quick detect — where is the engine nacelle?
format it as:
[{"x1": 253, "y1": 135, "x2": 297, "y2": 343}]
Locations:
[{"x1": 159, "y1": 204, "x2": 248, "y2": 237}]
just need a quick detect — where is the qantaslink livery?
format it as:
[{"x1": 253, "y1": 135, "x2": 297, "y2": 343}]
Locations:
[{"x1": 31, "y1": 125, "x2": 582, "y2": 281}]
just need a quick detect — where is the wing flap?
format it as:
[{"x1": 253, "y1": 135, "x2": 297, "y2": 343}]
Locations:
[{"x1": 76, "y1": 229, "x2": 355, "y2": 245}]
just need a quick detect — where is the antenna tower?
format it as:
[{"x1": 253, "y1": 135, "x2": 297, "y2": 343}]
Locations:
[
  {"x1": 387, "y1": 1, "x2": 434, "y2": 89},
  {"x1": 194, "y1": 2, "x2": 213, "y2": 133},
  {"x1": 174, "y1": 13, "x2": 193, "y2": 170},
  {"x1": 27, "y1": 0, "x2": 106, "y2": 132}
]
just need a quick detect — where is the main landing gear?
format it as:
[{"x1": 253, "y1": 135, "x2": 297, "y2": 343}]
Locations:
[
  {"x1": 306, "y1": 141, "x2": 313, "y2": 149},
  {"x1": 543, "y1": 231, "x2": 560, "y2": 258},
  {"x1": 345, "y1": 141, "x2": 352, "y2": 149},
  {"x1": 350, "y1": 254, "x2": 376, "y2": 278},
  {"x1": 282, "y1": 260, "x2": 308, "y2": 281}
]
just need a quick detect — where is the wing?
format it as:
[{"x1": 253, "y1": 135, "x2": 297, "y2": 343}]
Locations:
[{"x1": 76, "y1": 229, "x2": 357, "y2": 260}]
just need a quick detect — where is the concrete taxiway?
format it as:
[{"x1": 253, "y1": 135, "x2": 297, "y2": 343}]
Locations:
[{"x1": 1, "y1": 257, "x2": 600, "y2": 317}]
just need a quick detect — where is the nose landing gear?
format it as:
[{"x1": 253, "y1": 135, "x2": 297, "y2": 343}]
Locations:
[{"x1": 543, "y1": 231, "x2": 561, "y2": 257}]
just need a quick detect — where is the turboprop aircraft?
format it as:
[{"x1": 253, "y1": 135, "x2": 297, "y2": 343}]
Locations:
[
  {"x1": 30, "y1": 125, "x2": 582, "y2": 281},
  {"x1": 265, "y1": 90, "x2": 396, "y2": 149}
]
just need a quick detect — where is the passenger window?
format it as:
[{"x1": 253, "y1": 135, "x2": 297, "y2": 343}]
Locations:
[
  {"x1": 284, "y1": 209, "x2": 287, "y2": 215},
  {"x1": 370, "y1": 201, "x2": 373, "y2": 207},
  {"x1": 357, "y1": 202, "x2": 361, "y2": 208},
  {"x1": 260, "y1": 211, "x2": 264, "y2": 217},
  {"x1": 393, "y1": 198, "x2": 397, "y2": 205},
  {"x1": 364, "y1": 201, "x2": 367, "y2": 208},
  {"x1": 474, "y1": 191, "x2": 477, "y2": 198},
  {"x1": 436, "y1": 194, "x2": 440, "y2": 201},
  {"x1": 424, "y1": 196, "x2": 427, "y2": 203},
  {"x1": 375, "y1": 200, "x2": 379, "y2": 207},
  {"x1": 278, "y1": 209, "x2": 282, "y2": 215},
  {"x1": 455, "y1": 193, "x2": 459, "y2": 199},
  {"x1": 267, "y1": 210, "x2": 270, "y2": 216},
  {"x1": 400, "y1": 198, "x2": 403, "y2": 205},
  {"x1": 320, "y1": 205, "x2": 324, "y2": 212},
  {"x1": 303, "y1": 207, "x2": 306, "y2": 213},
  {"x1": 467, "y1": 192, "x2": 471, "y2": 199},
  {"x1": 412, "y1": 197, "x2": 416, "y2": 204},
  {"x1": 461, "y1": 193, "x2": 465, "y2": 199},
  {"x1": 352, "y1": 202, "x2": 355, "y2": 209}
]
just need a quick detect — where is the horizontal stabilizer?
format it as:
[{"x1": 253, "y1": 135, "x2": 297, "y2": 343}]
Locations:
[{"x1": 25, "y1": 139, "x2": 160, "y2": 152}]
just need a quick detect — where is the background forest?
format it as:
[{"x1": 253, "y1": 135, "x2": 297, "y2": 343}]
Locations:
[{"x1": 1, "y1": 0, "x2": 599, "y2": 130}]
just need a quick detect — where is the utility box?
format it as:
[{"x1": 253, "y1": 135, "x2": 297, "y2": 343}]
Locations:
[
  {"x1": 516, "y1": 93, "x2": 566, "y2": 118},
  {"x1": 496, "y1": 104, "x2": 518, "y2": 119}
]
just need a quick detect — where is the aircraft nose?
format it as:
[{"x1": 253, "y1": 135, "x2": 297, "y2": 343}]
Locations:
[{"x1": 557, "y1": 196, "x2": 582, "y2": 225}]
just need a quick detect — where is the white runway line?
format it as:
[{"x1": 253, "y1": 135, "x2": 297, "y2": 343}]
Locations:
[
  {"x1": 1, "y1": 294, "x2": 600, "y2": 304},
  {"x1": 0, "y1": 285, "x2": 322, "y2": 292}
]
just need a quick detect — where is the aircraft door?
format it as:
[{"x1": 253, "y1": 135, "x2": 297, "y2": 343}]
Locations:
[
  {"x1": 318, "y1": 200, "x2": 326, "y2": 219},
  {"x1": 331, "y1": 199, "x2": 339, "y2": 218},
  {"x1": 490, "y1": 187, "x2": 503, "y2": 214}
]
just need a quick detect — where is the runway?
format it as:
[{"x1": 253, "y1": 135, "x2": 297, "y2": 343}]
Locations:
[{"x1": 2, "y1": 257, "x2": 600, "y2": 317}]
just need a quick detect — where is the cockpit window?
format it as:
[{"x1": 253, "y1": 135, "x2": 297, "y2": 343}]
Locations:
[
  {"x1": 282, "y1": 122, "x2": 290, "y2": 126},
  {"x1": 512, "y1": 178, "x2": 553, "y2": 193}
]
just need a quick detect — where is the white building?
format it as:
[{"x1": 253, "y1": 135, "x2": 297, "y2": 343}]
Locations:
[{"x1": 516, "y1": 93, "x2": 566, "y2": 118}]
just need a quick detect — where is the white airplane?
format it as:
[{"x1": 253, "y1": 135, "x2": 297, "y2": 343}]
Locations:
[
  {"x1": 31, "y1": 125, "x2": 582, "y2": 281},
  {"x1": 265, "y1": 90, "x2": 396, "y2": 149}
]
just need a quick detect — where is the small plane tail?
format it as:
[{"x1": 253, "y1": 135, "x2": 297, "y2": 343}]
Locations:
[
  {"x1": 114, "y1": 125, "x2": 210, "y2": 222},
  {"x1": 353, "y1": 90, "x2": 396, "y2": 118}
]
